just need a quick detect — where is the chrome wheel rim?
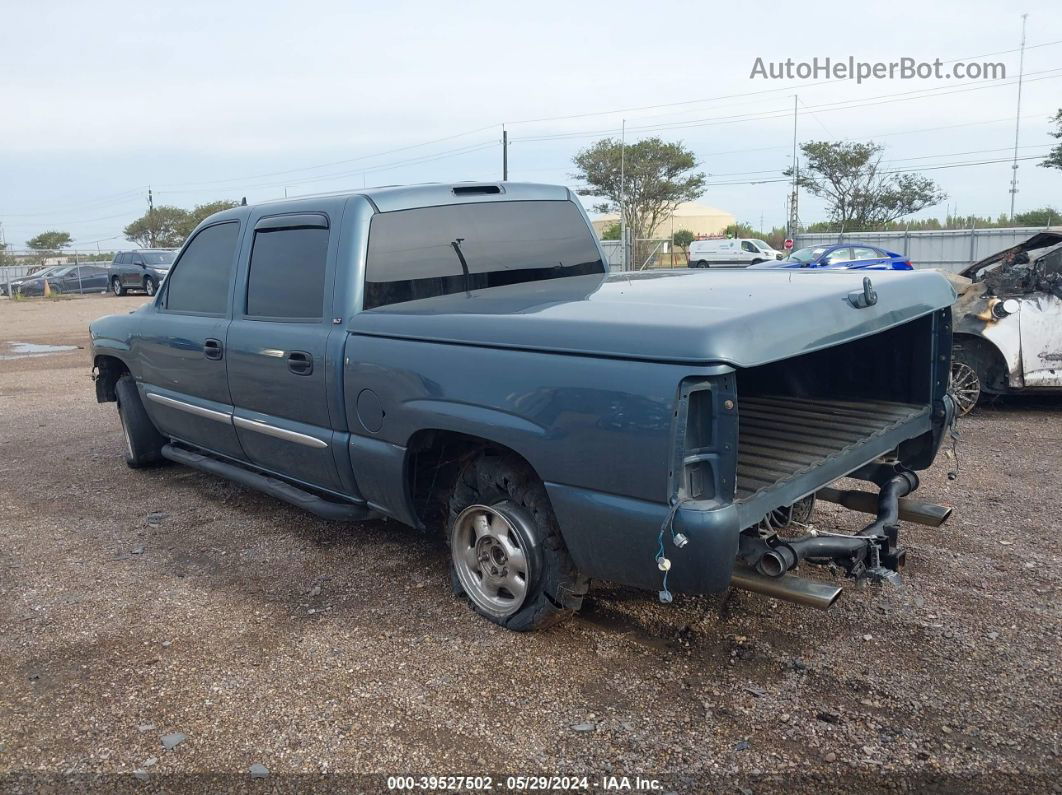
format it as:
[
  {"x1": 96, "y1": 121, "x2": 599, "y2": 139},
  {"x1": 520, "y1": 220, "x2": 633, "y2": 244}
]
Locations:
[
  {"x1": 950, "y1": 361, "x2": 980, "y2": 416},
  {"x1": 145, "y1": 279, "x2": 155, "y2": 296},
  {"x1": 112, "y1": 278, "x2": 121, "y2": 295},
  {"x1": 451, "y1": 503, "x2": 530, "y2": 618}
]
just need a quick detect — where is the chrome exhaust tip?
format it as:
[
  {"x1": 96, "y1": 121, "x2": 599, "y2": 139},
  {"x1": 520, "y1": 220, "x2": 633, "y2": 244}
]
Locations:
[{"x1": 730, "y1": 564, "x2": 843, "y2": 610}]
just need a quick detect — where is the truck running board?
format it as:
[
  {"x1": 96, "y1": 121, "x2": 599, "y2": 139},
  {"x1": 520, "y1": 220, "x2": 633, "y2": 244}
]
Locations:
[
  {"x1": 816, "y1": 485, "x2": 953, "y2": 528},
  {"x1": 160, "y1": 444, "x2": 376, "y2": 522}
]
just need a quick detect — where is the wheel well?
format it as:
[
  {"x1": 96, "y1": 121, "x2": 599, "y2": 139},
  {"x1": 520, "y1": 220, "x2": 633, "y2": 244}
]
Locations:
[
  {"x1": 953, "y1": 333, "x2": 1009, "y2": 393},
  {"x1": 405, "y1": 429, "x2": 541, "y2": 532},
  {"x1": 93, "y1": 355, "x2": 130, "y2": 402}
]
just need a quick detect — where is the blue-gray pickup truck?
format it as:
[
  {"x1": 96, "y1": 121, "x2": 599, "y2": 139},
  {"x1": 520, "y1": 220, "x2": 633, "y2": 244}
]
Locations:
[{"x1": 90, "y1": 182, "x2": 957, "y2": 631}]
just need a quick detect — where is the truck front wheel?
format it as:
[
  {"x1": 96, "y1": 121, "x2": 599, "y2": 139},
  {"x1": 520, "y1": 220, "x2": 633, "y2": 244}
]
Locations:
[
  {"x1": 115, "y1": 375, "x2": 166, "y2": 467},
  {"x1": 448, "y1": 453, "x2": 588, "y2": 631}
]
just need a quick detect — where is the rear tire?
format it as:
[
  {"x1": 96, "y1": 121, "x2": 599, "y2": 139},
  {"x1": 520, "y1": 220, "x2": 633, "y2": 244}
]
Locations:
[
  {"x1": 111, "y1": 277, "x2": 127, "y2": 297},
  {"x1": 695, "y1": 260, "x2": 709, "y2": 269},
  {"x1": 115, "y1": 375, "x2": 166, "y2": 468},
  {"x1": 447, "y1": 453, "x2": 588, "y2": 631}
]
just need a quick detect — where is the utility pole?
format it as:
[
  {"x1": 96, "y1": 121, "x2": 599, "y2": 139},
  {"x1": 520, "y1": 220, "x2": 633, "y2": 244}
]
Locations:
[
  {"x1": 502, "y1": 125, "x2": 508, "y2": 181},
  {"x1": 1009, "y1": 13, "x2": 1029, "y2": 222},
  {"x1": 620, "y1": 119, "x2": 627, "y2": 270},
  {"x1": 788, "y1": 95, "x2": 800, "y2": 238},
  {"x1": 147, "y1": 187, "x2": 156, "y2": 247}
]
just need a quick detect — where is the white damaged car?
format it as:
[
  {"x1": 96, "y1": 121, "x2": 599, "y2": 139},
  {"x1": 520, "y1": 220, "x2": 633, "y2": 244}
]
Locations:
[{"x1": 948, "y1": 231, "x2": 1062, "y2": 414}]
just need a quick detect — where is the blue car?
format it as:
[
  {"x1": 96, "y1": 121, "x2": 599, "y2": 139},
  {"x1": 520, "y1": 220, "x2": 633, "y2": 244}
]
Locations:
[{"x1": 751, "y1": 243, "x2": 913, "y2": 270}]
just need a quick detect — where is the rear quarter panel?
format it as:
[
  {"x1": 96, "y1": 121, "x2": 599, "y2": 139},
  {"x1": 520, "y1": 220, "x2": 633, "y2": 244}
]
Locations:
[{"x1": 343, "y1": 335, "x2": 694, "y2": 508}]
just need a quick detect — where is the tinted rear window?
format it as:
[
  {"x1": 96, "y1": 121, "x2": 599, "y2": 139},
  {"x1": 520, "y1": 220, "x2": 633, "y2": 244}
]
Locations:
[
  {"x1": 364, "y1": 200, "x2": 604, "y2": 310},
  {"x1": 246, "y1": 226, "x2": 329, "y2": 319}
]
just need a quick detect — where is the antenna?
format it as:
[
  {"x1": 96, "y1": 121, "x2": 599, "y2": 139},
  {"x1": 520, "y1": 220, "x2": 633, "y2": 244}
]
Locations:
[{"x1": 1009, "y1": 13, "x2": 1029, "y2": 222}]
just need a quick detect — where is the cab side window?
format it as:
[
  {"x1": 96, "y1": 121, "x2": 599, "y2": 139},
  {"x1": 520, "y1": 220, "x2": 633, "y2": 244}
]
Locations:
[
  {"x1": 164, "y1": 222, "x2": 240, "y2": 315},
  {"x1": 245, "y1": 219, "x2": 329, "y2": 319},
  {"x1": 741, "y1": 241, "x2": 757, "y2": 253}
]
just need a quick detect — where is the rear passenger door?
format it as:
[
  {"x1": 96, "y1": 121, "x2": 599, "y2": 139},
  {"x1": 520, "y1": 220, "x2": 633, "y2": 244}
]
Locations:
[{"x1": 225, "y1": 212, "x2": 344, "y2": 492}]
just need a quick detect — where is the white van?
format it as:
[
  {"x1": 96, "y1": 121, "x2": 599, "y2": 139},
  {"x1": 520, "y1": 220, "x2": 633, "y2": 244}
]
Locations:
[{"x1": 687, "y1": 238, "x2": 783, "y2": 268}]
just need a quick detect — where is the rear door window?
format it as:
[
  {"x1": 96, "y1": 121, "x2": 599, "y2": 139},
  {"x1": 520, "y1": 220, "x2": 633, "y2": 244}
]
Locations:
[
  {"x1": 245, "y1": 220, "x2": 329, "y2": 319},
  {"x1": 852, "y1": 247, "x2": 880, "y2": 261},
  {"x1": 163, "y1": 222, "x2": 240, "y2": 314},
  {"x1": 364, "y1": 200, "x2": 604, "y2": 310}
]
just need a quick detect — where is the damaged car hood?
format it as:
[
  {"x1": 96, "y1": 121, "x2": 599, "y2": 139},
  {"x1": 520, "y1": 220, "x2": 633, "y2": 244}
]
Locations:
[{"x1": 350, "y1": 269, "x2": 956, "y2": 367}]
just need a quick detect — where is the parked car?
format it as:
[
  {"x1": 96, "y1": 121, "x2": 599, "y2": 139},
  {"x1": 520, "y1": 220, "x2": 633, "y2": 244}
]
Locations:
[
  {"x1": 687, "y1": 238, "x2": 783, "y2": 268},
  {"x1": 108, "y1": 249, "x2": 176, "y2": 296},
  {"x1": 6, "y1": 264, "x2": 110, "y2": 296},
  {"x1": 947, "y1": 231, "x2": 1062, "y2": 415},
  {"x1": 90, "y1": 182, "x2": 956, "y2": 631},
  {"x1": 752, "y1": 243, "x2": 913, "y2": 270}
]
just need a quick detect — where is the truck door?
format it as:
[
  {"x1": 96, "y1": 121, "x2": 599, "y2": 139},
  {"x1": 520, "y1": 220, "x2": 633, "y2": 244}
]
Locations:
[
  {"x1": 133, "y1": 220, "x2": 246, "y2": 459},
  {"x1": 225, "y1": 212, "x2": 345, "y2": 492}
]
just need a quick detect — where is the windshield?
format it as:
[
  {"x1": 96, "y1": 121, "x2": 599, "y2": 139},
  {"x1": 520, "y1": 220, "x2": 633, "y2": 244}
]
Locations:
[
  {"x1": 142, "y1": 252, "x2": 175, "y2": 266},
  {"x1": 28, "y1": 266, "x2": 62, "y2": 279},
  {"x1": 752, "y1": 239, "x2": 771, "y2": 251},
  {"x1": 787, "y1": 246, "x2": 826, "y2": 263}
]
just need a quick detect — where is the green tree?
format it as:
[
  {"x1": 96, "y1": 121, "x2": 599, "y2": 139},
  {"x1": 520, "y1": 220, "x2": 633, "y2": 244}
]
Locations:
[
  {"x1": 788, "y1": 141, "x2": 945, "y2": 230},
  {"x1": 26, "y1": 231, "x2": 72, "y2": 264},
  {"x1": 1013, "y1": 206, "x2": 1060, "y2": 227},
  {"x1": 26, "y1": 231, "x2": 72, "y2": 251},
  {"x1": 672, "y1": 228, "x2": 695, "y2": 263},
  {"x1": 123, "y1": 206, "x2": 189, "y2": 248},
  {"x1": 572, "y1": 137, "x2": 705, "y2": 263},
  {"x1": 178, "y1": 200, "x2": 240, "y2": 238},
  {"x1": 1041, "y1": 110, "x2": 1062, "y2": 172},
  {"x1": 599, "y1": 221, "x2": 622, "y2": 240}
]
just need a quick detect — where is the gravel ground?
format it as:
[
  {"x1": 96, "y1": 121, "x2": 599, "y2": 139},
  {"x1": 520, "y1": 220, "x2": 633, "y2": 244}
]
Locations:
[{"x1": 0, "y1": 295, "x2": 1059, "y2": 793}]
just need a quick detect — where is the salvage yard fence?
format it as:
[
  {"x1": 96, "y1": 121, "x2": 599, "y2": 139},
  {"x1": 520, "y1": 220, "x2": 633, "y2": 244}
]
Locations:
[{"x1": 793, "y1": 226, "x2": 1061, "y2": 273}]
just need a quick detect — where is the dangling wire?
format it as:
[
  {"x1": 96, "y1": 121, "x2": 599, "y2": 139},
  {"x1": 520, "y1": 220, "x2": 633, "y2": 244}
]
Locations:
[{"x1": 655, "y1": 499, "x2": 688, "y2": 604}]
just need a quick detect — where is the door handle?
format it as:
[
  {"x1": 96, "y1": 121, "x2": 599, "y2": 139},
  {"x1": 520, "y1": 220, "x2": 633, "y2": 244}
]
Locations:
[
  {"x1": 204, "y1": 338, "x2": 224, "y2": 360},
  {"x1": 288, "y1": 351, "x2": 313, "y2": 375}
]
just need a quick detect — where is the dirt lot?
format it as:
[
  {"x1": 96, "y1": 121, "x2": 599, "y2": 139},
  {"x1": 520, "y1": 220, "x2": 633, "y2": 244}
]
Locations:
[{"x1": 1, "y1": 295, "x2": 1059, "y2": 793}]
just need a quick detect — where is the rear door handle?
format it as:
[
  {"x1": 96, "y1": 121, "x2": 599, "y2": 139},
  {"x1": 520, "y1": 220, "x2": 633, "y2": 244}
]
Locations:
[
  {"x1": 288, "y1": 351, "x2": 313, "y2": 375},
  {"x1": 204, "y1": 338, "x2": 223, "y2": 360}
]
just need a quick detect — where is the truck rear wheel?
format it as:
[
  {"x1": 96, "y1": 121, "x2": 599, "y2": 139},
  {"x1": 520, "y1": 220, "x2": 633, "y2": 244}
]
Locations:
[
  {"x1": 115, "y1": 375, "x2": 166, "y2": 468},
  {"x1": 447, "y1": 453, "x2": 588, "y2": 631}
]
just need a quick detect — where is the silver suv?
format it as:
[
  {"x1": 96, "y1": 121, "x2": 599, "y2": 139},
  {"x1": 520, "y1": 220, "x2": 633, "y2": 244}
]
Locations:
[{"x1": 108, "y1": 249, "x2": 176, "y2": 296}]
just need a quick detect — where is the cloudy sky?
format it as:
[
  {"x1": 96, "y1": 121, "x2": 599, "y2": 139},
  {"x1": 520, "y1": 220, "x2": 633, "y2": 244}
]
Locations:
[{"x1": 2, "y1": 0, "x2": 1060, "y2": 248}]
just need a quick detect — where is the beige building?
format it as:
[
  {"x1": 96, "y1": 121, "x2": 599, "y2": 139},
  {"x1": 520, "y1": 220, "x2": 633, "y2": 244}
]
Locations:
[{"x1": 591, "y1": 201, "x2": 736, "y2": 240}]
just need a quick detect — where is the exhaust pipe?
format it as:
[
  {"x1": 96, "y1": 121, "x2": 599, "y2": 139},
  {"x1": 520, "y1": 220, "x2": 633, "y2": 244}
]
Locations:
[
  {"x1": 729, "y1": 564, "x2": 842, "y2": 610},
  {"x1": 816, "y1": 486, "x2": 952, "y2": 528}
]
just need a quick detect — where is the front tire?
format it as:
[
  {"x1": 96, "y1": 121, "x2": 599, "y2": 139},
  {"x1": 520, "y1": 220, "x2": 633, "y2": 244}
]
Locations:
[
  {"x1": 111, "y1": 277, "x2": 127, "y2": 297},
  {"x1": 115, "y1": 375, "x2": 166, "y2": 468},
  {"x1": 950, "y1": 346, "x2": 983, "y2": 416},
  {"x1": 144, "y1": 276, "x2": 158, "y2": 297},
  {"x1": 448, "y1": 453, "x2": 588, "y2": 631}
]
